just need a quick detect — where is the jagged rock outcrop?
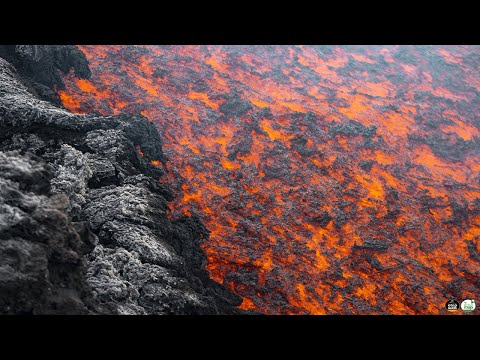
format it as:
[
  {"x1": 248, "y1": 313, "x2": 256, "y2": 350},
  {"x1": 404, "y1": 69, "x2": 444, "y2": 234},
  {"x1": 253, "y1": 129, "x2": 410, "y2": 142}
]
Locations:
[
  {"x1": 0, "y1": 151, "x2": 102, "y2": 314},
  {"x1": 0, "y1": 45, "x2": 90, "y2": 106},
  {"x1": 0, "y1": 47, "x2": 243, "y2": 314}
]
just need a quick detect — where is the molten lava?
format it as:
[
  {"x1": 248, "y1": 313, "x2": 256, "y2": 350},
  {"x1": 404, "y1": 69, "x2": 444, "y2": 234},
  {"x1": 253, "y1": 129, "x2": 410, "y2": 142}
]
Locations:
[{"x1": 59, "y1": 45, "x2": 480, "y2": 314}]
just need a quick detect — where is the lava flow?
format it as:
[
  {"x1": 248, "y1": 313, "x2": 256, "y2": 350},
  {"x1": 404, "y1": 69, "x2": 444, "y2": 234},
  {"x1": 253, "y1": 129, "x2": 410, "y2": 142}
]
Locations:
[{"x1": 59, "y1": 46, "x2": 480, "y2": 314}]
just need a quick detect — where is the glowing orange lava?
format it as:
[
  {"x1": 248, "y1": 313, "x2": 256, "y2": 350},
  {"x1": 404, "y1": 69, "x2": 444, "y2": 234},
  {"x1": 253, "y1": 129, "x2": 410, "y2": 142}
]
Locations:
[{"x1": 60, "y1": 45, "x2": 480, "y2": 314}]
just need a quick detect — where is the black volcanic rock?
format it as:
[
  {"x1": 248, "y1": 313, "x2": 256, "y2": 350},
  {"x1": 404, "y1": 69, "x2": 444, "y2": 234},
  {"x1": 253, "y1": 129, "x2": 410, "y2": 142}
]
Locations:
[
  {"x1": 0, "y1": 45, "x2": 90, "y2": 106},
  {"x1": 0, "y1": 47, "x2": 243, "y2": 314},
  {"x1": 0, "y1": 151, "x2": 102, "y2": 314}
]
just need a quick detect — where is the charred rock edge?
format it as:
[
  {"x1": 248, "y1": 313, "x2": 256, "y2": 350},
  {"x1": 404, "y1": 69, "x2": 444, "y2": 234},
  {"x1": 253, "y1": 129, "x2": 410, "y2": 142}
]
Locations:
[
  {"x1": 0, "y1": 45, "x2": 244, "y2": 314},
  {"x1": 0, "y1": 45, "x2": 90, "y2": 107}
]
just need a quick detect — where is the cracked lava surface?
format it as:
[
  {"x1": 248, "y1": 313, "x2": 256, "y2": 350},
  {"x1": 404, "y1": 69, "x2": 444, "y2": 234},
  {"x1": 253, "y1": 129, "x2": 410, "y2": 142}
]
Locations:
[{"x1": 59, "y1": 45, "x2": 480, "y2": 314}]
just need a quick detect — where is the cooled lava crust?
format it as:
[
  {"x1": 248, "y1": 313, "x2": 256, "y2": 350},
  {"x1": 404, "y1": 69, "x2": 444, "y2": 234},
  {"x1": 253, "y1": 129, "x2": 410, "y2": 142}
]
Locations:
[{"x1": 0, "y1": 45, "x2": 243, "y2": 315}]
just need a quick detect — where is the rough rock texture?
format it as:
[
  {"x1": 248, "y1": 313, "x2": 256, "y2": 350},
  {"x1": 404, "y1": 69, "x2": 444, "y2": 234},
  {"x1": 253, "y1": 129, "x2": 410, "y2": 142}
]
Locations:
[
  {"x1": 0, "y1": 47, "x2": 243, "y2": 314},
  {"x1": 0, "y1": 151, "x2": 101, "y2": 314},
  {"x1": 0, "y1": 45, "x2": 90, "y2": 107}
]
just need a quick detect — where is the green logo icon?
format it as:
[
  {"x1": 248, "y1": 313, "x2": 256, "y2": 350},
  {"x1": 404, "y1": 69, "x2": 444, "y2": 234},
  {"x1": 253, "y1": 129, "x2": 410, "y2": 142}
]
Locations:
[{"x1": 461, "y1": 299, "x2": 475, "y2": 312}]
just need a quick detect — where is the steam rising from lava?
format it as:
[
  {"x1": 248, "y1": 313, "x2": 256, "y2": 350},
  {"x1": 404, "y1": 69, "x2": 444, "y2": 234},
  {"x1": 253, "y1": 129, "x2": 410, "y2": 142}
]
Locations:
[{"x1": 60, "y1": 45, "x2": 480, "y2": 314}]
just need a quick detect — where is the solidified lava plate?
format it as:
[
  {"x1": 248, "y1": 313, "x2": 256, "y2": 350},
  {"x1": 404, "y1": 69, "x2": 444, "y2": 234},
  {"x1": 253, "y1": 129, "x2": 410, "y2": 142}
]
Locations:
[{"x1": 59, "y1": 45, "x2": 480, "y2": 315}]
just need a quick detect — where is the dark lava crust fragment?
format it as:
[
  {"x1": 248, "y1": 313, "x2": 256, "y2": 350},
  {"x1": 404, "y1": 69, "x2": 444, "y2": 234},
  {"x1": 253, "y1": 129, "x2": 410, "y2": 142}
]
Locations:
[{"x1": 0, "y1": 46, "x2": 243, "y2": 314}]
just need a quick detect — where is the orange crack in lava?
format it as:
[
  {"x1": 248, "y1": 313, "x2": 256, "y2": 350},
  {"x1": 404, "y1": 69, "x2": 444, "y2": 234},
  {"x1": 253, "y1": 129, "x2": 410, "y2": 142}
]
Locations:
[{"x1": 61, "y1": 45, "x2": 480, "y2": 315}]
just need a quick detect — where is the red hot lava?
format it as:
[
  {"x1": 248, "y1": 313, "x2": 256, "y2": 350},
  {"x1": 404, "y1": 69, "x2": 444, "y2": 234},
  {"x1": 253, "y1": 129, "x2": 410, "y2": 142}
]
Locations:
[{"x1": 60, "y1": 45, "x2": 480, "y2": 314}]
